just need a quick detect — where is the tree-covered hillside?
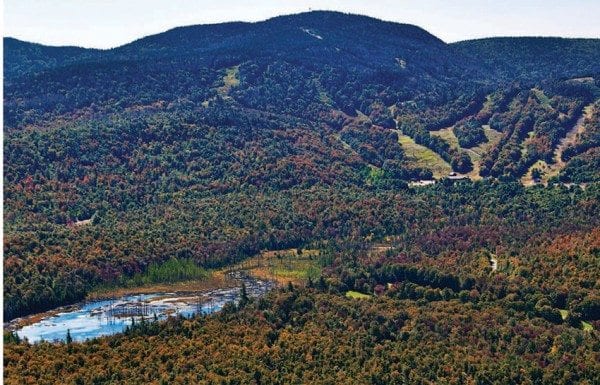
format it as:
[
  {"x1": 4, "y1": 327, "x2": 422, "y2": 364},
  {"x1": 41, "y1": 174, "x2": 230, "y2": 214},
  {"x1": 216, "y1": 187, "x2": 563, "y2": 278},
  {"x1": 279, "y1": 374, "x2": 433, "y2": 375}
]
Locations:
[
  {"x1": 4, "y1": 9, "x2": 599, "y2": 319},
  {"x1": 3, "y1": 11, "x2": 600, "y2": 384},
  {"x1": 452, "y1": 37, "x2": 600, "y2": 81}
]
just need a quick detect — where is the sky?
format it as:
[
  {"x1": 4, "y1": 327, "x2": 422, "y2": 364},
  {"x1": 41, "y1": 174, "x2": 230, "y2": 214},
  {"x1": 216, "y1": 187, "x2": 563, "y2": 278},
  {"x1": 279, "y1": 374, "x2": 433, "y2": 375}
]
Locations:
[{"x1": 4, "y1": 0, "x2": 600, "y2": 48}]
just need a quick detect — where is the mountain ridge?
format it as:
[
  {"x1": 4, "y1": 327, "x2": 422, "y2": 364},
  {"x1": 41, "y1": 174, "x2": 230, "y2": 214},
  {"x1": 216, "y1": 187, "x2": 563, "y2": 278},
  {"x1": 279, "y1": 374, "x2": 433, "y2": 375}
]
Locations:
[
  {"x1": 6, "y1": 10, "x2": 600, "y2": 50},
  {"x1": 5, "y1": 11, "x2": 443, "y2": 50},
  {"x1": 5, "y1": 11, "x2": 599, "y2": 91}
]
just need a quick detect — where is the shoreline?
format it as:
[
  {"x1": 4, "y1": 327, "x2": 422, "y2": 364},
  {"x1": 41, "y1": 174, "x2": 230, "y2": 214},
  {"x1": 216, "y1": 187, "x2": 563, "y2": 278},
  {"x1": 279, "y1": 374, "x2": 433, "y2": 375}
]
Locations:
[
  {"x1": 86, "y1": 272, "x2": 237, "y2": 300},
  {"x1": 4, "y1": 270, "x2": 255, "y2": 332}
]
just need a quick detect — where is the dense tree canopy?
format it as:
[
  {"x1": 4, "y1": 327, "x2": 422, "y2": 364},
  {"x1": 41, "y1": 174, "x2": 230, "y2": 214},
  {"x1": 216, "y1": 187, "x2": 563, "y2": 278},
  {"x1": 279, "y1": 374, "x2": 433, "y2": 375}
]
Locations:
[{"x1": 3, "y1": 11, "x2": 600, "y2": 385}]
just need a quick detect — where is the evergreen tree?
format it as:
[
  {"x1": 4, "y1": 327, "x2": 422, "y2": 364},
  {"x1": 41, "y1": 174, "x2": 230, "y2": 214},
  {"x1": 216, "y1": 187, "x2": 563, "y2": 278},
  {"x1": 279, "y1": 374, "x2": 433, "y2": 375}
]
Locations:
[{"x1": 239, "y1": 283, "x2": 249, "y2": 308}]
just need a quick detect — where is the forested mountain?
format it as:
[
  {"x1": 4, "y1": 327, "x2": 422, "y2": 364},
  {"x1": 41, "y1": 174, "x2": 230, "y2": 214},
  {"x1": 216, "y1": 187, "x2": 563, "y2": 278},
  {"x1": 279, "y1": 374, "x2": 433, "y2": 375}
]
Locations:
[
  {"x1": 453, "y1": 37, "x2": 600, "y2": 81},
  {"x1": 3, "y1": 11, "x2": 600, "y2": 385},
  {"x1": 3, "y1": 37, "x2": 99, "y2": 81},
  {"x1": 4, "y1": 12, "x2": 475, "y2": 129}
]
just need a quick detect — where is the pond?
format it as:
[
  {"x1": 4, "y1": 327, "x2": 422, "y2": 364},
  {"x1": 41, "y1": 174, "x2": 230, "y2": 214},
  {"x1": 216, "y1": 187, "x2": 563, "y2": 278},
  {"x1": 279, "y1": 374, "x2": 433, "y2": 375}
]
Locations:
[{"x1": 8, "y1": 272, "x2": 274, "y2": 343}]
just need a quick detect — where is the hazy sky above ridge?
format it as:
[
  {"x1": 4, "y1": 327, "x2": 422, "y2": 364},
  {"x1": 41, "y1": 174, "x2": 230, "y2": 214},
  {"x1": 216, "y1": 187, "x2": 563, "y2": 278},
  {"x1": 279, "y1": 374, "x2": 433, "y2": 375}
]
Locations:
[{"x1": 4, "y1": 0, "x2": 600, "y2": 48}]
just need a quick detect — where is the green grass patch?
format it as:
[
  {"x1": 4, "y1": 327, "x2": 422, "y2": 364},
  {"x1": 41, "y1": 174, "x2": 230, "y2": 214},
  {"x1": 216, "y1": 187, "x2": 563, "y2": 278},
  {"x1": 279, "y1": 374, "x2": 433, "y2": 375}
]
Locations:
[
  {"x1": 345, "y1": 290, "x2": 372, "y2": 299},
  {"x1": 559, "y1": 309, "x2": 569, "y2": 320},
  {"x1": 236, "y1": 248, "x2": 326, "y2": 284},
  {"x1": 395, "y1": 130, "x2": 452, "y2": 178},
  {"x1": 431, "y1": 127, "x2": 460, "y2": 151},
  {"x1": 273, "y1": 265, "x2": 321, "y2": 280},
  {"x1": 217, "y1": 65, "x2": 240, "y2": 96},
  {"x1": 268, "y1": 256, "x2": 322, "y2": 281},
  {"x1": 431, "y1": 126, "x2": 500, "y2": 180},
  {"x1": 482, "y1": 126, "x2": 503, "y2": 143},
  {"x1": 465, "y1": 125, "x2": 503, "y2": 158},
  {"x1": 532, "y1": 88, "x2": 552, "y2": 109},
  {"x1": 557, "y1": 309, "x2": 593, "y2": 331},
  {"x1": 223, "y1": 66, "x2": 240, "y2": 87},
  {"x1": 520, "y1": 159, "x2": 564, "y2": 186}
]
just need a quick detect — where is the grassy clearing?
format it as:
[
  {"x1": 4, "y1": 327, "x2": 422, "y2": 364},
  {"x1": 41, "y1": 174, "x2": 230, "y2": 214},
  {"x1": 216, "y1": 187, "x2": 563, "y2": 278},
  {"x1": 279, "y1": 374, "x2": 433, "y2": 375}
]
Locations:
[
  {"x1": 431, "y1": 127, "x2": 460, "y2": 150},
  {"x1": 559, "y1": 309, "x2": 569, "y2": 320},
  {"x1": 476, "y1": 126, "x2": 503, "y2": 154},
  {"x1": 395, "y1": 130, "x2": 452, "y2": 179},
  {"x1": 229, "y1": 248, "x2": 325, "y2": 285},
  {"x1": 219, "y1": 65, "x2": 240, "y2": 94},
  {"x1": 430, "y1": 125, "x2": 503, "y2": 180},
  {"x1": 88, "y1": 275, "x2": 235, "y2": 300},
  {"x1": 432, "y1": 128, "x2": 481, "y2": 180},
  {"x1": 521, "y1": 160, "x2": 553, "y2": 186},
  {"x1": 554, "y1": 104, "x2": 593, "y2": 161},
  {"x1": 203, "y1": 65, "x2": 240, "y2": 106},
  {"x1": 367, "y1": 243, "x2": 393, "y2": 257},
  {"x1": 468, "y1": 126, "x2": 504, "y2": 179},
  {"x1": 345, "y1": 290, "x2": 372, "y2": 299},
  {"x1": 531, "y1": 88, "x2": 552, "y2": 109},
  {"x1": 582, "y1": 321, "x2": 593, "y2": 331},
  {"x1": 556, "y1": 309, "x2": 594, "y2": 331}
]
